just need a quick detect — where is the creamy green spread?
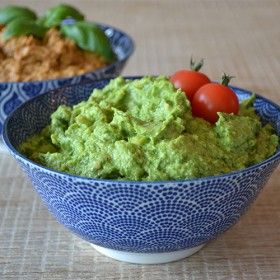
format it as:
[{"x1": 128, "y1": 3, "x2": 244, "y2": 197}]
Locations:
[{"x1": 20, "y1": 76, "x2": 279, "y2": 181}]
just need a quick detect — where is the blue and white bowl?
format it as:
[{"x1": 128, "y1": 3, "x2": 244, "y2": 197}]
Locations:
[
  {"x1": 2, "y1": 78, "x2": 280, "y2": 264},
  {"x1": 0, "y1": 23, "x2": 134, "y2": 135}
]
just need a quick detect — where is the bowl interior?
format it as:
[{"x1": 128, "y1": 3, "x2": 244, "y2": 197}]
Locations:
[{"x1": 3, "y1": 79, "x2": 280, "y2": 156}]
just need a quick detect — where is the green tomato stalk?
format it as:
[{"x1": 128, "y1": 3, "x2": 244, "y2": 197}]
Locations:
[
  {"x1": 220, "y1": 73, "x2": 235, "y2": 86},
  {"x1": 190, "y1": 57, "x2": 205, "y2": 72}
]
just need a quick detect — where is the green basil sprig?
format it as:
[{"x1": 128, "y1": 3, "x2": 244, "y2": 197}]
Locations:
[
  {"x1": 60, "y1": 21, "x2": 116, "y2": 62},
  {"x1": 38, "y1": 4, "x2": 84, "y2": 28},
  {"x1": 0, "y1": 5, "x2": 37, "y2": 24},
  {"x1": 3, "y1": 18, "x2": 47, "y2": 40}
]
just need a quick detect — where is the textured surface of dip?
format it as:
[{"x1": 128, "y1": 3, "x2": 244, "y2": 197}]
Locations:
[{"x1": 20, "y1": 76, "x2": 279, "y2": 181}]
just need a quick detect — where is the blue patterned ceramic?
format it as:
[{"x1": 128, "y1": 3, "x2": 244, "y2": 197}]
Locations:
[
  {"x1": 0, "y1": 23, "x2": 134, "y2": 135},
  {"x1": 2, "y1": 78, "x2": 280, "y2": 264}
]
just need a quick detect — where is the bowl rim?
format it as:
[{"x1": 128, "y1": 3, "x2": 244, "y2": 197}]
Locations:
[
  {"x1": 0, "y1": 21, "x2": 134, "y2": 85},
  {"x1": 2, "y1": 76, "x2": 280, "y2": 185}
]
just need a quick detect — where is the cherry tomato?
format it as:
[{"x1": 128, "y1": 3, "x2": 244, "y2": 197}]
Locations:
[
  {"x1": 170, "y1": 58, "x2": 211, "y2": 101},
  {"x1": 192, "y1": 74, "x2": 239, "y2": 124}
]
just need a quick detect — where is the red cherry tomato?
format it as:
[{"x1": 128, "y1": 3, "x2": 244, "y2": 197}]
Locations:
[
  {"x1": 170, "y1": 70, "x2": 211, "y2": 101},
  {"x1": 170, "y1": 58, "x2": 211, "y2": 101},
  {"x1": 192, "y1": 79, "x2": 239, "y2": 124}
]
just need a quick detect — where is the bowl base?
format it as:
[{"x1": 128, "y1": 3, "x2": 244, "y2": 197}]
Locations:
[{"x1": 91, "y1": 244, "x2": 205, "y2": 264}]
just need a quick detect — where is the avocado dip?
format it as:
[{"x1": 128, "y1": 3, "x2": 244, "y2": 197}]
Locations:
[{"x1": 20, "y1": 76, "x2": 279, "y2": 181}]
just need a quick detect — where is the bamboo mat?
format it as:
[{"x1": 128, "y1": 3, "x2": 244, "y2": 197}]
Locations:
[{"x1": 1, "y1": 0, "x2": 280, "y2": 279}]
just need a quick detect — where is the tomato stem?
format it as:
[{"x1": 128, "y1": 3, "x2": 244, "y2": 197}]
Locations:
[
  {"x1": 220, "y1": 73, "x2": 234, "y2": 86},
  {"x1": 190, "y1": 57, "x2": 204, "y2": 72}
]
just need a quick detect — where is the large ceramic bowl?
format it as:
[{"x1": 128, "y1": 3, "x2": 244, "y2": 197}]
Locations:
[
  {"x1": 2, "y1": 78, "x2": 280, "y2": 264},
  {"x1": 0, "y1": 23, "x2": 134, "y2": 135}
]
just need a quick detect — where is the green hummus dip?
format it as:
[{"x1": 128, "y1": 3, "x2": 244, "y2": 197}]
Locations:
[{"x1": 20, "y1": 76, "x2": 279, "y2": 181}]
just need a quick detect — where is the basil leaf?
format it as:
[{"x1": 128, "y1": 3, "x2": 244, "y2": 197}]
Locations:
[
  {"x1": 60, "y1": 21, "x2": 116, "y2": 62},
  {"x1": 39, "y1": 4, "x2": 84, "y2": 28},
  {"x1": 3, "y1": 18, "x2": 47, "y2": 40},
  {"x1": 0, "y1": 5, "x2": 37, "y2": 24}
]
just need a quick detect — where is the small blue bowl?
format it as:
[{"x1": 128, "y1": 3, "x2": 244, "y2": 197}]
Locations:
[
  {"x1": 2, "y1": 78, "x2": 280, "y2": 264},
  {"x1": 0, "y1": 23, "x2": 134, "y2": 135}
]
